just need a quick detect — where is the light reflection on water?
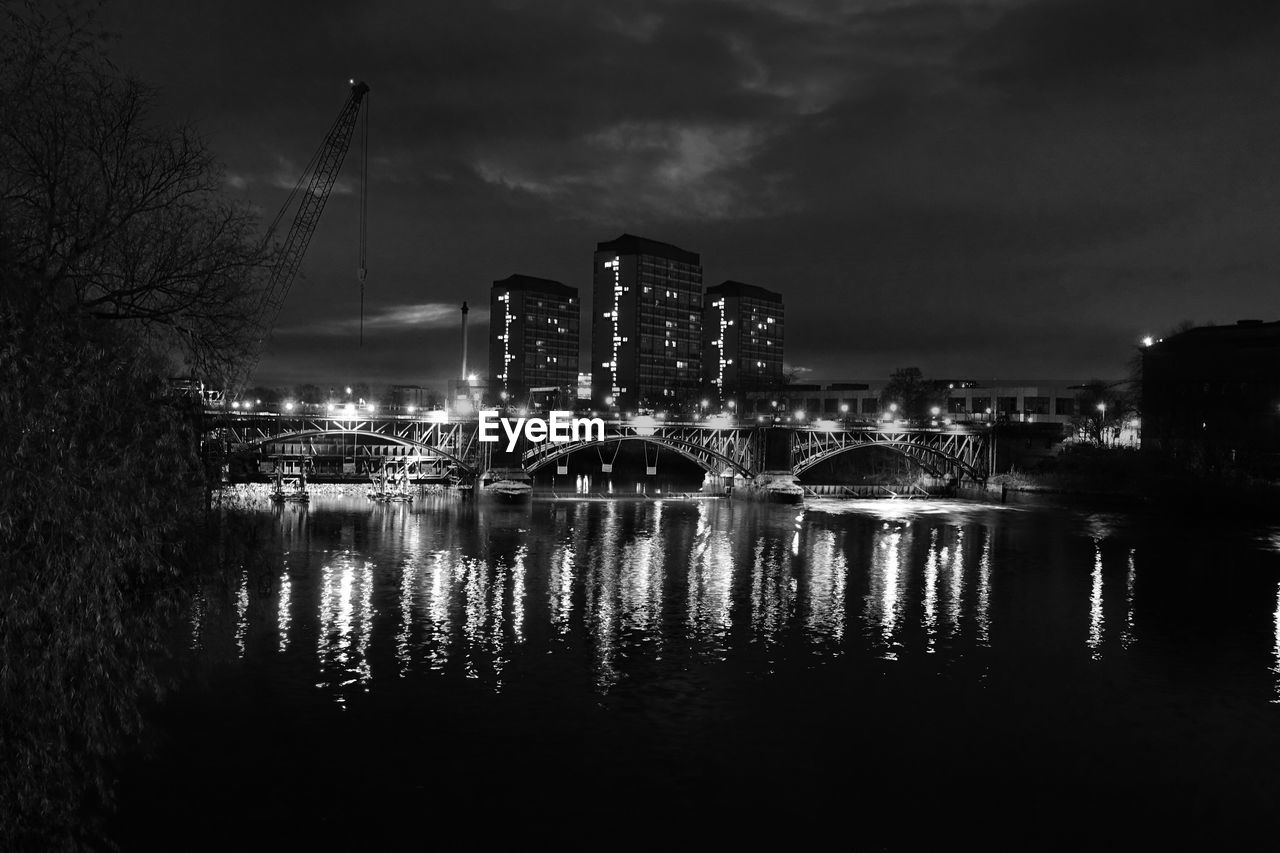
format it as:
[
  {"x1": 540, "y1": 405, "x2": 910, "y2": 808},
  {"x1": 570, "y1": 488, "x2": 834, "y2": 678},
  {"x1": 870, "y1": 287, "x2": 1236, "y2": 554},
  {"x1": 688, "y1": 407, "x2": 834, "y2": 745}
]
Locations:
[{"x1": 184, "y1": 494, "x2": 1280, "y2": 706}]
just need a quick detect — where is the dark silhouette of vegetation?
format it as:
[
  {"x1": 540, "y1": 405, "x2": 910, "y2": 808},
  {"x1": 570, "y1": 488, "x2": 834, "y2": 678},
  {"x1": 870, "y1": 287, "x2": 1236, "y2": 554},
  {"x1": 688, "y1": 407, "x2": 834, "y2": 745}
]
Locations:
[
  {"x1": 1070, "y1": 379, "x2": 1134, "y2": 445},
  {"x1": 0, "y1": 2, "x2": 269, "y2": 847},
  {"x1": 1, "y1": 0, "x2": 269, "y2": 383},
  {"x1": 878, "y1": 367, "x2": 946, "y2": 419}
]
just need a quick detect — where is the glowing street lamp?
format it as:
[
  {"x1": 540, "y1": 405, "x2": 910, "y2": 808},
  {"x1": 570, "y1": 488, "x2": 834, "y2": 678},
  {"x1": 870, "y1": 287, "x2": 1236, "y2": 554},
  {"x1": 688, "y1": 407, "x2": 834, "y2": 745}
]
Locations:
[
  {"x1": 930, "y1": 406, "x2": 941, "y2": 417},
  {"x1": 1141, "y1": 336, "x2": 1155, "y2": 347}
]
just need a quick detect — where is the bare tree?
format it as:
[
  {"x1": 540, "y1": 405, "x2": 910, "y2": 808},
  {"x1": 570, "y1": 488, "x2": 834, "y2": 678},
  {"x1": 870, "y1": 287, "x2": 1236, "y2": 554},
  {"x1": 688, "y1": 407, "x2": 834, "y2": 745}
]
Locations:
[
  {"x1": 1071, "y1": 380, "x2": 1133, "y2": 446},
  {"x1": 0, "y1": 0, "x2": 270, "y2": 381}
]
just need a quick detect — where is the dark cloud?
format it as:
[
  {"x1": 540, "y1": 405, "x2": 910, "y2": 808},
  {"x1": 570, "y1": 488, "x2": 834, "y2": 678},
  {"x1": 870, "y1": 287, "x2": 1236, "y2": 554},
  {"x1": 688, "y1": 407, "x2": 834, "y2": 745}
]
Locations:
[{"x1": 98, "y1": 0, "x2": 1280, "y2": 387}]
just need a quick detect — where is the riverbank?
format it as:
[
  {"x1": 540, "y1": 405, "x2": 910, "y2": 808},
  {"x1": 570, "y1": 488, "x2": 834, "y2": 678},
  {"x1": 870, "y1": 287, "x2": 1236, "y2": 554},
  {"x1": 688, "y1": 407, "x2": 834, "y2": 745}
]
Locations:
[{"x1": 985, "y1": 447, "x2": 1280, "y2": 516}]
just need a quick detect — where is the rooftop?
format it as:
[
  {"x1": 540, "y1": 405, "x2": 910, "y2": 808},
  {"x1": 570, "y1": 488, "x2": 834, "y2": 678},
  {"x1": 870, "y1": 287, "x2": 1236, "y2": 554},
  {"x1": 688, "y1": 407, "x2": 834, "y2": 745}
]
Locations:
[
  {"x1": 492, "y1": 274, "x2": 577, "y2": 298},
  {"x1": 595, "y1": 233, "x2": 700, "y2": 266},
  {"x1": 707, "y1": 280, "x2": 783, "y2": 304},
  {"x1": 1151, "y1": 319, "x2": 1280, "y2": 350}
]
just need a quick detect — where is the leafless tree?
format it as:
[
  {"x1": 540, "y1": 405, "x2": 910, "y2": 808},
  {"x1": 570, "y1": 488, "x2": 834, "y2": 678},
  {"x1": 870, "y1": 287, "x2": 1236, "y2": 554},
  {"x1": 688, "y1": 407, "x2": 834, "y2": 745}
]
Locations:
[{"x1": 0, "y1": 0, "x2": 271, "y2": 381}]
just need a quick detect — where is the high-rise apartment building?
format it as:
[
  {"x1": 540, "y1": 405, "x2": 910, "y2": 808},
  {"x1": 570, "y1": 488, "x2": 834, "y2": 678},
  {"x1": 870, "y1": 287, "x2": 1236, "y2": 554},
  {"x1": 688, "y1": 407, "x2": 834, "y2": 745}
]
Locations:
[
  {"x1": 703, "y1": 280, "x2": 785, "y2": 399},
  {"x1": 489, "y1": 274, "x2": 579, "y2": 405},
  {"x1": 591, "y1": 234, "x2": 703, "y2": 410}
]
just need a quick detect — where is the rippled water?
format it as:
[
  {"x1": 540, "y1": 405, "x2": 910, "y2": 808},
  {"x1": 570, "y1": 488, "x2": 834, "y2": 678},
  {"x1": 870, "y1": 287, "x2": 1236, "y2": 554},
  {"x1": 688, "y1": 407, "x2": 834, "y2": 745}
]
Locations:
[{"x1": 115, "y1": 494, "x2": 1280, "y2": 848}]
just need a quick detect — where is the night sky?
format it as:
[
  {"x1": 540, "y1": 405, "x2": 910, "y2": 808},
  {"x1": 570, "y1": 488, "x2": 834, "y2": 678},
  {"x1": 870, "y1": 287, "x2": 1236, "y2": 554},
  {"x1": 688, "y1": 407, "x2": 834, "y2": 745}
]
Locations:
[{"x1": 102, "y1": 0, "x2": 1280, "y2": 389}]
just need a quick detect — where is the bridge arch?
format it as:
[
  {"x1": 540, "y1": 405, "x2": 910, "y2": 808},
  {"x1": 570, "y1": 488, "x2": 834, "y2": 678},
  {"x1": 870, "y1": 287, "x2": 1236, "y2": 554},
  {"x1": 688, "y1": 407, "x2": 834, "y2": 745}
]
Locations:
[
  {"x1": 791, "y1": 433, "x2": 987, "y2": 481},
  {"x1": 244, "y1": 428, "x2": 478, "y2": 475},
  {"x1": 523, "y1": 434, "x2": 752, "y2": 477}
]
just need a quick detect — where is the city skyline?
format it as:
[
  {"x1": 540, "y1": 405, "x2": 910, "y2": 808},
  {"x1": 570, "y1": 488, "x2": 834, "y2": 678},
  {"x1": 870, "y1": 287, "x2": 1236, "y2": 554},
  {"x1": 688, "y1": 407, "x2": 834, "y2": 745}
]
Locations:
[{"x1": 94, "y1": 0, "x2": 1280, "y2": 388}]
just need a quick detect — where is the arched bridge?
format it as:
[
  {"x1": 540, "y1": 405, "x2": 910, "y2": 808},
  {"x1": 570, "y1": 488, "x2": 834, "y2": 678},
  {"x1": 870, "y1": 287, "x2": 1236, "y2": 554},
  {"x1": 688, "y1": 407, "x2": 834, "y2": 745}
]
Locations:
[
  {"x1": 206, "y1": 411, "x2": 992, "y2": 482},
  {"x1": 791, "y1": 426, "x2": 990, "y2": 481},
  {"x1": 210, "y1": 412, "x2": 480, "y2": 476},
  {"x1": 521, "y1": 423, "x2": 761, "y2": 476}
]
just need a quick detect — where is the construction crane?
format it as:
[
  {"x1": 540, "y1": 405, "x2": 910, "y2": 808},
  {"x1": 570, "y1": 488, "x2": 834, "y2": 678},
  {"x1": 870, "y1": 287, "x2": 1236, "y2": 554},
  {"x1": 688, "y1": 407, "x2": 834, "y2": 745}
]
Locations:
[{"x1": 236, "y1": 79, "x2": 370, "y2": 392}]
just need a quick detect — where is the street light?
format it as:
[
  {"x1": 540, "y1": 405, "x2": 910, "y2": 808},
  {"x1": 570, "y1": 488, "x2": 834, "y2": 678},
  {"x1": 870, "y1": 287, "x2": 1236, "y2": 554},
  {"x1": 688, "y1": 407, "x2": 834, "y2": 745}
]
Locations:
[
  {"x1": 1141, "y1": 336, "x2": 1155, "y2": 347},
  {"x1": 930, "y1": 406, "x2": 941, "y2": 417}
]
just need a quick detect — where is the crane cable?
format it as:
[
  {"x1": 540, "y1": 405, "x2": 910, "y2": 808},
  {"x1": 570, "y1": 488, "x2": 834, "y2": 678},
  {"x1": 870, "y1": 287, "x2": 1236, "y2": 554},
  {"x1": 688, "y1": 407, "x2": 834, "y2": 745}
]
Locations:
[{"x1": 358, "y1": 92, "x2": 369, "y2": 345}]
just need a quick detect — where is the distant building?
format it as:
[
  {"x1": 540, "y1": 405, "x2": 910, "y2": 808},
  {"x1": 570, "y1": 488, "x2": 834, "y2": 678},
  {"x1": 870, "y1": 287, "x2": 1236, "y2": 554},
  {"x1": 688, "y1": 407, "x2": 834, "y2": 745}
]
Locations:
[
  {"x1": 1143, "y1": 320, "x2": 1280, "y2": 473},
  {"x1": 591, "y1": 234, "x2": 703, "y2": 410},
  {"x1": 489, "y1": 274, "x2": 579, "y2": 407},
  {"x1": 739, "y1": 379, "x2": 1091, "y2": 427},
  {"x1": 703, "y1": 280, "x2": 784, "y2": 400}
]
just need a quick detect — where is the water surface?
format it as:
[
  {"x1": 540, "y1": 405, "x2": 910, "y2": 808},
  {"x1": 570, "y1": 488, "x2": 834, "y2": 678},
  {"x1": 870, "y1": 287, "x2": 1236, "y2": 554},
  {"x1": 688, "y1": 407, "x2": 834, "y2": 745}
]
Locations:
[{"x1": 114, "y1": 494, "x2": 1280, "y2": 848}]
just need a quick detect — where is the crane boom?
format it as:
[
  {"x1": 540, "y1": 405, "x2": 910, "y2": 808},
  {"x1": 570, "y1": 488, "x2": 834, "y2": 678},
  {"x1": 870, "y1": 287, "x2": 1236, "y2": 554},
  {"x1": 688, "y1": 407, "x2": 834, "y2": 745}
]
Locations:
[{"x1": 238, "y1": 80, "x2": 370, "y2": 390}]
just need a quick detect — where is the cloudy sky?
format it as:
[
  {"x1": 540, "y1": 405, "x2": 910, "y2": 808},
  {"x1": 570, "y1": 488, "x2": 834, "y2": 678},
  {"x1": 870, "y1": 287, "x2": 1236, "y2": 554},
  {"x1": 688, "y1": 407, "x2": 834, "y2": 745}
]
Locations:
[{"x1": 103, "y1": 0, "x2": 1280, "y2": 389}]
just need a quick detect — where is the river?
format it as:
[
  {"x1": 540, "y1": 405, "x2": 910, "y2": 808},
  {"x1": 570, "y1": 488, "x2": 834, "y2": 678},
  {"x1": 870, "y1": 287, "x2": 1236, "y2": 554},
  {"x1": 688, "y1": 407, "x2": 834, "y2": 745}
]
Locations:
[{"x1": 111, "y1": 493, "x2": 1280, "y2": 848}]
